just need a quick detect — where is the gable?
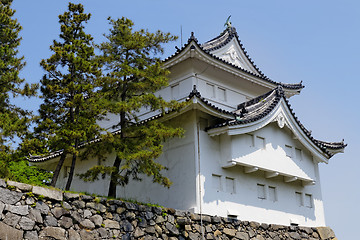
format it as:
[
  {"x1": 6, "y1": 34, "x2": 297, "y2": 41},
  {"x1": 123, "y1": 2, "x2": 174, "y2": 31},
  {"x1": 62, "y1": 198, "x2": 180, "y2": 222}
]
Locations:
[{"x1": 209, "y1": 38, "x2": 259, "y2": 74}]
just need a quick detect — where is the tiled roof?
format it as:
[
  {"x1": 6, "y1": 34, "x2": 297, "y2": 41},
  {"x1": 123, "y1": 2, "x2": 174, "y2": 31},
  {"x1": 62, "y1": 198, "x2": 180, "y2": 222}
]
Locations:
[
  {"x1": 187, "y1": 85, "x2": 236, "y2": 116},
  {"x1": 206, "y1": 86, "x2": 346, "y2": 158},
  {"x1": 29, "y1": 86, "x2": 234, "y2": 163},
  {"x1": 165, "y1": 28, "x2": 304, "y2": 91}
]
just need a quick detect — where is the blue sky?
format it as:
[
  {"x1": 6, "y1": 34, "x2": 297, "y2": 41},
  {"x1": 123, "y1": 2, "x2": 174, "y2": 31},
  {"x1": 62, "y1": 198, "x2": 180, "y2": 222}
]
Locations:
[{"x1": 12, "y1": 1, "x2": 359, "y2": 238}]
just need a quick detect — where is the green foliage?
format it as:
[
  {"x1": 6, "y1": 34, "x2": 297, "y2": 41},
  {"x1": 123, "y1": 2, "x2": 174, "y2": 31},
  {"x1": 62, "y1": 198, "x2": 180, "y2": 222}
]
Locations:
[
  {"x1": 34, "y1": 3, "x2": 104, "y2": 189},
  {"x1": 37, "y1": 194, "x2": 44, "y2": 201},
  {"x1": 7, "y1": 160, "x2": 52, "y2": 186},
  {"x1": 0, "y1": 0, "x2": 37, "y2": 175},
  {"x1": 79, "y1": 17, "x2": 185, "y2": 197},
  {"x1": 26, "y1": 192, "x2": 34, "y2": 197}
]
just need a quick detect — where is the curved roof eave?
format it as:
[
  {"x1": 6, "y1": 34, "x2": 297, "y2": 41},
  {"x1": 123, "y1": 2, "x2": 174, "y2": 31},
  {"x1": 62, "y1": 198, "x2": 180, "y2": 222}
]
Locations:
[
  {"x1": 162, "y1": 33, "x2": 304, "y2": 96},
  {"x1": 206, "y1": 87, "x2": 346, "y2": 160}
]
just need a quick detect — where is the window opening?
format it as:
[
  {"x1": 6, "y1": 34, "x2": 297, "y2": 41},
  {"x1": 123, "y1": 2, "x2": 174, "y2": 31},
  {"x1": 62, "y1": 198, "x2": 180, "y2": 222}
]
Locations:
[
  {"x1": 171, "y1": 84, "x2": 179, "y2": 99},
  {"x1": 207, "y1": 83, "x2": 215, "y2": 98},
  {"x1": 295, "y1": 148, "x2": 302, "y2": 160},
  {"x1": 257, "y1": 184, "x2": 266, "y2": 199},
  {"x1": 295, "y1": 192, "x2": 303, "y2": 206},
  {"x1": 285, "y1": 145, "x2": 293, "y2": 158},
  {"x1": 225, "y1": 177, "x2": 235, "y2": 194},
  {"x1": 212, "y1": 174, "x2": 222, "y2": 192},
  {"x1": 218, "y1": 87, "x2": 226, "y2": 101},
  {"x1": 255, "y1": 136, "x2": 266, "y2": 149},
  {"x1": 268, "y1": 186, "x2": 277, "y2": 202},
  {"x1": 305, "y1": 194, "x2": 312, "y2": 208}
]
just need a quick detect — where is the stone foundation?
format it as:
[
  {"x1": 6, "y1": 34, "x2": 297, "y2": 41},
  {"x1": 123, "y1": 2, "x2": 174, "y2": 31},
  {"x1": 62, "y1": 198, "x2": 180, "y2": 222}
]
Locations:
[{"x1": 0, "y1": 179, "x2": 337, "y2": 239}]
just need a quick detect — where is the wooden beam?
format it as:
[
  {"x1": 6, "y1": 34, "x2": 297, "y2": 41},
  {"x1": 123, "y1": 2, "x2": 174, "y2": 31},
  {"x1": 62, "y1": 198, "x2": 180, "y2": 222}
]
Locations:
[
  {"x1": 284, "y1": 176, "x2": 298, "y2": 183},
  {"x1": 302, "y1": 180, "x2": 316, "y2": 186},
  {"x1": 244, "y1": 166, "x2": 258, "y2": 174},
  {"x1": 265, "y1": 172, "x2": 279, "y2": 178},
  {"x1": 222, "y1": 161, "x2": 237, "y2": 169}
]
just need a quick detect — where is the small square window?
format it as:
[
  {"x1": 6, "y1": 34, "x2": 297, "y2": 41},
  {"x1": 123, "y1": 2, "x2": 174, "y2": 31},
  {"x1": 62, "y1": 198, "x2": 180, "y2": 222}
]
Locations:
[
  {"x1": 246, "y1": 134, "x2": 254, "y2": 147},
  {"x1": 255, "y1": 136, "x2": 266, "y2": 149},
  {"x1": 218, "y1": 87, "x2": 226, "y2": 101},
  {"x1": 207, "y1": 83, "x2": 215, "y2": 98},
  {"x1": 305, "y1": 194, "x2": 312, "y2": 208},
  {"x1": 295, "y1": 148, "x2": 302, "y2": 160},
  {"x1": 268, "y1": 186, "x2": 277, "y2": 202},
  {"x1": 212, "y1": 174, "x2": 222, "y2": 192},
  {"x1": 171, "y1": 84, "x2": 179, "y2": 99},
  {"x1": 257, "y1": 184, "x2": 266, "y2": 199},
  {"x1": 226, "y1": 177, "x2": 235, "y2": 194},
  {"x1": 295, "y1": 192, "x2": 303, "y2": 206},
  {"x1": 285, "y1": 145, "x2": 293, "y2": 158}
]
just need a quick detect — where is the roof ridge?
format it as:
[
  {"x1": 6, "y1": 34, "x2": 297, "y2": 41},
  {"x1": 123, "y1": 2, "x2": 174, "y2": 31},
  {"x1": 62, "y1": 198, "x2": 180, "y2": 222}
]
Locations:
[{"x1": 207, "y1": 86, "x2": 346, "y2": 158}]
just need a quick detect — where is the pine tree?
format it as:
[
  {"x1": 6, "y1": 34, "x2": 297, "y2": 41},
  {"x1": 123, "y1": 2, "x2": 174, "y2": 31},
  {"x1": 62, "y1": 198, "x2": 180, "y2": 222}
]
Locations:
[
  {"x1": 37, "y1": 3, "x2": 102, "y2": 190},
  {"x1": 79, "y1": 17, "x2": 184, "y2": 198},
  {"x1": 0, "y1": 0, "x2": 37, "y2": 175}
]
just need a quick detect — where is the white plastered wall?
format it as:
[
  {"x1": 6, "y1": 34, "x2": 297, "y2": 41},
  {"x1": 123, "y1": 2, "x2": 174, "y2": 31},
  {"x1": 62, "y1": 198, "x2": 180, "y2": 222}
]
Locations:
[{"x1": 198, "y1": 120, "x2": 326, "y2": 227}]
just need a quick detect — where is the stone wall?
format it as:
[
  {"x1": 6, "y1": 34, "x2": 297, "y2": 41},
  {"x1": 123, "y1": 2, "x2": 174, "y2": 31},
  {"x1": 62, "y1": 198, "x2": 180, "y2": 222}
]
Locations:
[{"x1": 0, "y1": 179, "x2": 337, "y2": 240}]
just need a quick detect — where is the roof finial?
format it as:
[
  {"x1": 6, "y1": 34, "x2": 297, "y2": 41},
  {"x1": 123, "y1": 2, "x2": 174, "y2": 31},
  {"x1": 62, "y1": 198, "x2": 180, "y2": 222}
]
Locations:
[{"x1": 224, "y1": 15, "x2": 232, "y2": 29}]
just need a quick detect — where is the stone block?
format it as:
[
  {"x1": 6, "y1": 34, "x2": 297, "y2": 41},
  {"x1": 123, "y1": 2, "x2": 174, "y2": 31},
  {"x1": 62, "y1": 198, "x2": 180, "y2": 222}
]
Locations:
[
  {"x1": 317, "y1": 227, "x2": 336, "y2": 239},
  {"x1": 0, "y1": 222, "x2": 23, "y2": 240},
  {"x1": 68, "y1": 229, "x2": 81, "y2": 240},
  {"x1": 201, "y1": 215, "x2": 212, "y2": 223},
  {"x1": 29, "y1": 208, "x2": 43, "y2": 223},
  {"x1": 289, "y1": 232, "x2": 301, "y2": 239},
  {"x1": 223, "y1": 228, "x2": 237, "y2": 237},
  {"x1": 7, "y1": 180, "x2": 32, "y2": 191},
  {"x1": 64, "y1": 192, "x2": 80, "y2": 200},
  {"x1": 79, "y1": 229, "x2": 98, "y2": 240},
  {"x1": 0, "y1": 179, "x2": 6, "y2": 187},
  {"x1": 44, "y1": 215, "x2": 58, "y2": 227},
  {"x1": 3, "y1": 212, "x2": 21, "y2": 227},
  {"x1": 51, "y1": 206, "x2": 69, "y2": 218},
  {"x1": 39, "y1": 227, "x2": 66, "y2": 240},
  {"x1": 90, "y1": 214, "x2": 103, "y2": 227},
  {"x1": 103, "y1": 219, "x2": 120, "y2": 229},
  {"x1": 80, "y1": 219, "x2": 95, "y2": 230},
  {"x1": 24, "y1": 230, "x2": 38, "y2": 240},
  {"x1": 236, "y1": 232, "x2": 250, "y2": 240},
  {"x1": 177, "y1": 216, "x2": 191, "y2": 225},
  {"x1": 35, "y1": 201, "x2": 50, "y2": 214},
  {"x1": 123, "y1": 220, "x2": 134, "y2": 232},
  {"x1": 19, "y1": 216, "x2": 35, "y2": 230},
  {"x1": 124, "y1": 201, "x2": 138, "y2": 210},
  {"x1": 5, "y1": 204, "x2": 29, "y2": 215},
  {"x1": 0, "y1": 187, "x2": 23, "y2": 204},
  {"x1": 59, "y1": 216, "x2": 73, "y2": 229},
  {"x1": 165, "y1": 222, "x2": 179, "y2": 235},
  {"x1": 0, "y1": 201, "x2": 5, "y2": 217},
  {"x1": 86, "y1": 202, "x2": 106, "y2": 213},
  {"x1": 33, "y1": 186, "x2": 63, "y2": 201}
]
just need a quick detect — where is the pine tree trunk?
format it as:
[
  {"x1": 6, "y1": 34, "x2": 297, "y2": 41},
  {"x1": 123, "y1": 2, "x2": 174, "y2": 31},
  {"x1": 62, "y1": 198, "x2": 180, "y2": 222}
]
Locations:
[
  {"x1": 108, "y1": 89, "x2": 126, "y2": 198},
  {"x1": 65, "y1": 152, "x2": 77, "y2": 191},
  {"x1": 108, "y1": 155, "x2": 121, "y2": 198},
  {"x1": 65, "y1": 104, "x2": 78, "y2": 191},
  {"x1": 50, "y1": 151, "x2": 67, "y2": 187}
]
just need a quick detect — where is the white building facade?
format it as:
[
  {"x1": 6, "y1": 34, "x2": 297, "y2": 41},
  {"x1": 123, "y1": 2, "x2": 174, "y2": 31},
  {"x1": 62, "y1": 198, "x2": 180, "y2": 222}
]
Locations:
[{"x1": 30, "y1": 26, "x2": 346, "y2": 227}]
